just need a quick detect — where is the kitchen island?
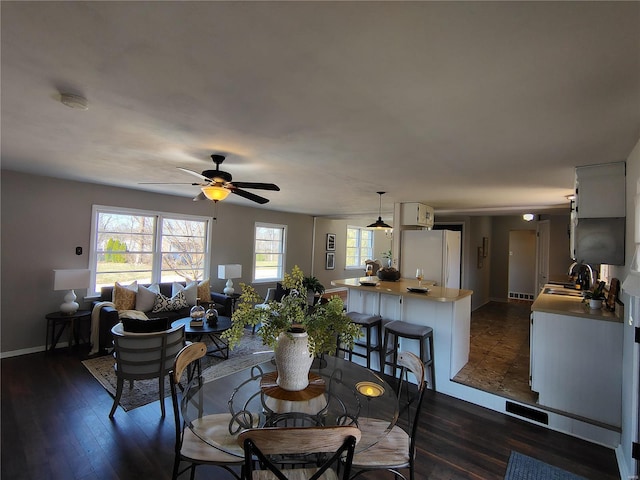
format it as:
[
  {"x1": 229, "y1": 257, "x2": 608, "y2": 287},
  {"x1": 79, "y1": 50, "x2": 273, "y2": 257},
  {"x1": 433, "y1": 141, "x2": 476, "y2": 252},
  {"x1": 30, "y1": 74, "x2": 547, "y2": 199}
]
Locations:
[
  {"x1": 331, "y1": 277, "x2": 472, "y2": 391},
  {"x1": 531, "y1": 286, "x2": 623, "y2": 429}
]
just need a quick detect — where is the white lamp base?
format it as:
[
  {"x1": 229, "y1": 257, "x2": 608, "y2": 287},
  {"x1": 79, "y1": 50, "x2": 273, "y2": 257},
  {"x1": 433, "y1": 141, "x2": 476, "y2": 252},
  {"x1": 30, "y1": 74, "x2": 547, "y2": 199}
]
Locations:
[
  {"x1": 60, "y1": 289, "x2": 79, "y2": 314},
  {"x1": 223, "y1": 279, "x2": 234, "y2": 295}
]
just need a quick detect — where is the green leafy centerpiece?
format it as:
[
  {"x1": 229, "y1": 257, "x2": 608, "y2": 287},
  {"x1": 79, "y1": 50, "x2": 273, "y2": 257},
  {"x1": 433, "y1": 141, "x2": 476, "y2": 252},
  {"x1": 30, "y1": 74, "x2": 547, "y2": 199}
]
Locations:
[{"x1": 222, "y1": 265, "x2": 360, "y2": 390}]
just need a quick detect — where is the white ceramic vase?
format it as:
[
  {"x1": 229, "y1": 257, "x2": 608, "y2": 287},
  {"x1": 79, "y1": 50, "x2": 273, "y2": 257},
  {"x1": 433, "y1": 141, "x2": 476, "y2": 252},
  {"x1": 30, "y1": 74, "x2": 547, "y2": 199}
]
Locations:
[
  {"x1": 589, "y1": 299, "x2": 603, "y2": 309},
  {"x1": 275, "y1": 328, "x2": 313, "y2": 391}
]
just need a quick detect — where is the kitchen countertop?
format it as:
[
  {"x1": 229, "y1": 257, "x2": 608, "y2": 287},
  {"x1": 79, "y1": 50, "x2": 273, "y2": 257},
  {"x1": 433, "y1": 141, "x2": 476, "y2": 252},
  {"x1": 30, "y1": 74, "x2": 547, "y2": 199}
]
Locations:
[
  {"x1": 532, "y1": 285, "x2": 621, "y2": 323},
  {"x1": 331, "y1": 277, "x2": 473, "y2": 302}
]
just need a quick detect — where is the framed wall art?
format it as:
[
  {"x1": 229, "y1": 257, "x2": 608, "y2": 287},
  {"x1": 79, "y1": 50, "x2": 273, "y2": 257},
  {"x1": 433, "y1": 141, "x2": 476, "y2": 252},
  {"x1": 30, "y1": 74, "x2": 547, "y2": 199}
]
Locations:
[
  {"x1": 325, "y1": 252, "x2": 335, "y2": 270},
  {"x1": 326, "y1": 233, "x2": 336, "y2": 251}
]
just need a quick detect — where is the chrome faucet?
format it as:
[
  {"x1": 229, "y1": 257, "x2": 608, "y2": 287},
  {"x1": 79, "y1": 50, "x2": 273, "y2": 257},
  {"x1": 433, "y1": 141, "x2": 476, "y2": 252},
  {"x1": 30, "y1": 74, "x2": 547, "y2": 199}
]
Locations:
[
  {"x1": 583, "y1": 264, "x2": 595, "y2": 290},
  {"x1": 569, "y1": 261, "x2": 595, "y2": 289}
]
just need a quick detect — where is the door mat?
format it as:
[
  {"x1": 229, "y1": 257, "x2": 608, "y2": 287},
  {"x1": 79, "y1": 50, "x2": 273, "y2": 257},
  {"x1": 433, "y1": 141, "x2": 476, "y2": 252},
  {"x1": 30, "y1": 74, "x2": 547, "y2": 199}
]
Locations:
[
  {"x1": 504, "y1": 451, "x2": 587, "y2": 480},
  {"x1": 82, "y1": 329, "x2": 272, "y2": 412}
]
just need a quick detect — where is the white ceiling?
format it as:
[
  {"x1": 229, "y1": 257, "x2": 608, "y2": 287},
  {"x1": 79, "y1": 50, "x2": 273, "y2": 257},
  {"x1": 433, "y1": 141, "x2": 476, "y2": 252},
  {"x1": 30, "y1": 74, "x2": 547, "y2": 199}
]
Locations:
[{"x1": 2, "y1": 2, "x2": 639, "y2": 218}]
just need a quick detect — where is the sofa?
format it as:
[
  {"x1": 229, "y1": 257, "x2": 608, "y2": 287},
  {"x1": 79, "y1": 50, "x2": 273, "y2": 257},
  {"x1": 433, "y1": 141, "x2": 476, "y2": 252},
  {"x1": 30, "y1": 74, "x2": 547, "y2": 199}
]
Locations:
[{"x1": 91, "y1": 281, "x2": 233, "y2": 355}]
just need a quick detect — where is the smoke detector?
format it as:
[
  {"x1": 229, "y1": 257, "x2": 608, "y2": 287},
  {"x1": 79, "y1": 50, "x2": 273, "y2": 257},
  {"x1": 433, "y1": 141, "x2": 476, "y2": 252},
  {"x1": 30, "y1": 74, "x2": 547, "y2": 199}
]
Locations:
[{"x1": 60, "y1": 93, "x2": 88, "y2": 110}]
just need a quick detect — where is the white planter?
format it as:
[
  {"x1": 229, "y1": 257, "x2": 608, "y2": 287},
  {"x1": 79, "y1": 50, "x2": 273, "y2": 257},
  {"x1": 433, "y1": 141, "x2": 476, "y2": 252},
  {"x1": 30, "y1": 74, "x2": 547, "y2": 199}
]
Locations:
[
  {"x1": 589, "y1": 299, "x2": 603, "y2": 309},
  {"x1": 275, "y1": 328, "x2": 313, "y2": 391}
]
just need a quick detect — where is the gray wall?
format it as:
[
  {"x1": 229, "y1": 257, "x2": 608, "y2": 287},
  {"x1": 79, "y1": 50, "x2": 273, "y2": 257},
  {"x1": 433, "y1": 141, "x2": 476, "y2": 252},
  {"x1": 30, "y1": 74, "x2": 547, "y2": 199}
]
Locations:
[
  {"x1": 1, "y1": 170, "x2": 313, "y2": 356},
  {"x1": 311, "y1": 217, "x2": 391, "y2": 290}
]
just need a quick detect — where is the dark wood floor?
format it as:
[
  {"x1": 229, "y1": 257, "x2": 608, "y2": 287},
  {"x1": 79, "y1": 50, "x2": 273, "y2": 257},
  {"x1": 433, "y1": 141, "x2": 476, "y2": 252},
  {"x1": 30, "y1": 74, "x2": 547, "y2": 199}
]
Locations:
[{"x1": 1, "y1": 343, "x2": 620, "y2": 479}]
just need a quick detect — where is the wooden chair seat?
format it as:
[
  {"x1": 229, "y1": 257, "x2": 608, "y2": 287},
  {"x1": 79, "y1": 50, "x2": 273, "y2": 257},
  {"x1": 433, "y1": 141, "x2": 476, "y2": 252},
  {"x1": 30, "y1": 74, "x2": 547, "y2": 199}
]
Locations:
[
  {"x1": 181, "y1": 413, "x2": 252, "y2": 463},
  {"x1": 351, "y1": 423, "x2": 410, "y2": 469},
  {"x1": 251, "y1": 467, "x2": 339, "y2": 480}
]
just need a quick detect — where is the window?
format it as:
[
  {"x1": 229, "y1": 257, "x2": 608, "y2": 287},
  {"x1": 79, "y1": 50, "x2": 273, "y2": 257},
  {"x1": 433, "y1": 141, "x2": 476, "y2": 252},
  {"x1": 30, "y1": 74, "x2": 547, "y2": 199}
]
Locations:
[
  {"x1": 90, "y1": 206, "x2": 212, "y2": 293},
  {"x1": 346, "y1": 226, "x2": 373, "y2": 268},
  {"x1": 254, "y1": 223, "x2": 287, "y2": 282}
]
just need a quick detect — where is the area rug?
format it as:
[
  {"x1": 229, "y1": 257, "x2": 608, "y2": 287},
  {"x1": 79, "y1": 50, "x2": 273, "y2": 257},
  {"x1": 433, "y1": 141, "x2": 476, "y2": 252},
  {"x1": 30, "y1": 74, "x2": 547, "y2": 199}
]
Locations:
[
  {"x1": 504, "y1": 451, "x2": 587, "y2": 480},
  {"x1": 82, "y1": 329, "x2": 273, "y2": 412}
]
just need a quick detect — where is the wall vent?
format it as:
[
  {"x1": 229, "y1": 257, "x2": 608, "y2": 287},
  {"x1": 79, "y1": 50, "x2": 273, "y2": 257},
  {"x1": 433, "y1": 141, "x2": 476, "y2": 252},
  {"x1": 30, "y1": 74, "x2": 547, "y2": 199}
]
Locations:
[
  {"x1": 508, "y1": 291, "x2": 535, "y2": 301},
  {"x1": 505, "y1": 401, "x2": 549, "y2": 424}
]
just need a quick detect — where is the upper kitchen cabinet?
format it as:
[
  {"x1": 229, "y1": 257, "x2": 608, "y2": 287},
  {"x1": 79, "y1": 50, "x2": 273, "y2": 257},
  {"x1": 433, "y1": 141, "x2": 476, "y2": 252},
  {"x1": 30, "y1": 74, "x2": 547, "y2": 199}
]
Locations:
[
  {"x1": 400, "y1": 202, "x2": 434, "y2": 228},
  {"x1": 575, "y1": 162, "x2": 626, "y2": 218}
]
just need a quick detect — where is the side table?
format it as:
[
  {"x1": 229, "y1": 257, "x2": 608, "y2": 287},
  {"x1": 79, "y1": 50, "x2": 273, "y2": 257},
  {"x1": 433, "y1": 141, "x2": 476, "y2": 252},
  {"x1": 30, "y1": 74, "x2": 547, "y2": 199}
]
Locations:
[
  {"x1": 45, "y1": 310, "x2": 91, "y2": 352},
  {"x1": 172, "y1": 316, "x2": 232, "y2": 359}
]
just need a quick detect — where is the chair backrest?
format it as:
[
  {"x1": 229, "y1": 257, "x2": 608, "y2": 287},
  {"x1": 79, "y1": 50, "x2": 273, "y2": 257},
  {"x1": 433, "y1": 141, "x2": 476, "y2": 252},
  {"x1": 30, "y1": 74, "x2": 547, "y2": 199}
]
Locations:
[
  {"x1": 396, "y1": 351, "x2": 427, "y2": 459},
  {"x1": 238, "y1": 425, "x2": 361, "y2": 480},
  {"x1": 111, "y1": 324, "x2": 185, "y2": 380},
  {"x1": 169, "y1": 342, "x2": 207, "y2": 452}
]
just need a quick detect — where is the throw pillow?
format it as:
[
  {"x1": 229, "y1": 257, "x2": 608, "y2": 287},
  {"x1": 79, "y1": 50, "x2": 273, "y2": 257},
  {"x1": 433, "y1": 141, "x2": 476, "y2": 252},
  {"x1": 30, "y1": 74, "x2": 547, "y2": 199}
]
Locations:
[
  {"x1": 121, "y1": 317, "x2": 170, "y2": 333},
  {"x1": 152, "y1": 290, "x2": 189, "y2": 313},
  {"x1": 197, "y1": 279, "x2": 212, "y2": 302},
  {"x1": 136, "y1": 283, "x2": 160, "y2": 312},
  {"x1": 113, "y1": 281, "x2": 137, "y2": 311},
  {"x1": 172, "y1": 281, "x2": 198, "y2": 306}
]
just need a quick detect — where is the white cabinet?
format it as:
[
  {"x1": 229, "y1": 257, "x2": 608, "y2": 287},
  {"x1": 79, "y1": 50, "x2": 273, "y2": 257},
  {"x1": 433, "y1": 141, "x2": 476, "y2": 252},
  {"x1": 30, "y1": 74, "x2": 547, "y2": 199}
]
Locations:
[
  {"x1": 400, "y1": 202, "x2": 434, "y2": 228},
  {"x1": 530, "y1": 311, "x2": 622, "y2": 427},
  {"x1": 575, "y1": 162, "x2": 625, "y2": 218}
]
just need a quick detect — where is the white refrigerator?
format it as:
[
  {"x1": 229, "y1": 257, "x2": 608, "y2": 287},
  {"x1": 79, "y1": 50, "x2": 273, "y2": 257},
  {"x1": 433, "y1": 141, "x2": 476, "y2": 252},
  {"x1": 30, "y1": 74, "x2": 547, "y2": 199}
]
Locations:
[{"x1": 401, "y1": 229, "x2": 461, "y2": 288}]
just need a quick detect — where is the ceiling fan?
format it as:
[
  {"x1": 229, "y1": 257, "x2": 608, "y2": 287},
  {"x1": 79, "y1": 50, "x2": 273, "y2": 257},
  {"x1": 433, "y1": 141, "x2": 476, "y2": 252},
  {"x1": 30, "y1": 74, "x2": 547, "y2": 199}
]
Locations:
[{"x1": 142, "y1": 154, "x2": 280, "y2": 204}]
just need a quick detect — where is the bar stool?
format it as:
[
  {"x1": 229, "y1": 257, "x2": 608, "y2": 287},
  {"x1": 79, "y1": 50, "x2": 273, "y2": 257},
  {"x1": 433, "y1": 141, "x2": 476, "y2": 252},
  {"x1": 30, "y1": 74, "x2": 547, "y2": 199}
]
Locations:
[
  {"x1": 336, "y1": 312, "x2": 383, "y2": 371},
  {"x1": 383, "y1": 320, "x2": 435, "y2": 390}
]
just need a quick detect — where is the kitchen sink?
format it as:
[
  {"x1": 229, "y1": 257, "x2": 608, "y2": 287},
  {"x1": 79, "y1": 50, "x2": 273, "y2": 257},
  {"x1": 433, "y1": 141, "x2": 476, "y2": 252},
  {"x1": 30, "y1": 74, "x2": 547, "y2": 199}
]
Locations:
[{"x1": 542, "y1": 287, "x2": 584, "y2": 297}]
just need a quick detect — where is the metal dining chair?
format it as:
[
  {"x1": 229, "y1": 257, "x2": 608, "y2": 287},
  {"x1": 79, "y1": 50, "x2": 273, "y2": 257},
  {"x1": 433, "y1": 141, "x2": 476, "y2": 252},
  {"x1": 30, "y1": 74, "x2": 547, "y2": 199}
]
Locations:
[
  {"x1": 109, "y1": 322, "x2": 185, "y2": 418},
  {"x1": 346, "y1": 351, "x2": 427, "y2": 480},
  {"x1": 169, "y1": 341, "x2": 245, "y2": 480},
  {"x1": 239, "y1": 425, "x2": 361, "y2": 480}
]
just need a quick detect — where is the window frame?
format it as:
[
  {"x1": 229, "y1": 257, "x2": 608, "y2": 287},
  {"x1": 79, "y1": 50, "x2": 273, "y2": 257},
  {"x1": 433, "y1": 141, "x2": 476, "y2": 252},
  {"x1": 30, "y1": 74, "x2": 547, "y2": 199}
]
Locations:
[
  {"x1": 345, "y1": 225, "x2": 374, "y2": 269},
  {"x1": 89, "y1": 205, "x2": 213, "y2": 294},
  {"x1": 253, "y1": 222, "x2": 287, "y2": 283}
]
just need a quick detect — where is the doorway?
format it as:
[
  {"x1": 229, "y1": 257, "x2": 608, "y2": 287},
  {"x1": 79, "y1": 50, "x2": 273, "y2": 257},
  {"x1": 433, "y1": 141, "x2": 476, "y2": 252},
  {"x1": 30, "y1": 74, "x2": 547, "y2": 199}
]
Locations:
[{"x1": 508, "y1": 230, "x2": 537, "y2": 301}]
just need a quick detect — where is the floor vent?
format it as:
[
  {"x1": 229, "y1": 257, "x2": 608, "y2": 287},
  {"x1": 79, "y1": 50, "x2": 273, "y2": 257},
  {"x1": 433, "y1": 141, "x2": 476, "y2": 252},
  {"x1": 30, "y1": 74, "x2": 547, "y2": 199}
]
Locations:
[
  {"x1": 505, "y1": 401, "x2": 548, "y2": 424},
  {"x1": 508, "y1": 291, "x2": 535, "y2": 301}
]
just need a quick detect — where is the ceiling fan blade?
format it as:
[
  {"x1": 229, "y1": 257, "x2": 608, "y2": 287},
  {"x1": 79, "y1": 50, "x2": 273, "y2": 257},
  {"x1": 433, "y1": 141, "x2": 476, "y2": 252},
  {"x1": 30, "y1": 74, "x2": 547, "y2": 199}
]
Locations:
[
  {"x1": 231, "y1": 181, "x2": 280, "y2": 191},
  {"x1": 139, "y1": 182, "x2": 200, "y2": 185},
  {"x1": 192, "y1": 192, "x2": 206, "y2": 201},
  {"x1": 231, "y1": 188, "x2": 270, "y2": 204},
  {"x1": 177, "y1": 167, "x2": 210, "y2": 182}
]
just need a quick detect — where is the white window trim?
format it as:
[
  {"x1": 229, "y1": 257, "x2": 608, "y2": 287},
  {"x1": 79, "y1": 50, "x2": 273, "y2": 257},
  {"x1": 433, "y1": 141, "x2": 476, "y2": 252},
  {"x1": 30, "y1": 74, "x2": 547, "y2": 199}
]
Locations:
[
  {"x1": 89, "y1": 204, "x2": 213, "y2": 293},
  {"x1": 253, "y1": 222, "x2": 287, "y2": 283},
  {"x1": 345, "y1": 225, "x2": 374, "y2": 270}
]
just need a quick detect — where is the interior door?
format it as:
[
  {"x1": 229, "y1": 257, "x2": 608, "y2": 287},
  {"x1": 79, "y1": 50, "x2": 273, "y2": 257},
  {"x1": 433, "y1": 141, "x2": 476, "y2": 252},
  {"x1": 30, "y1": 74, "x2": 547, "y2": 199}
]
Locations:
[{"x1": 536, "y1": 220, "x2": 550, "y2": 294}]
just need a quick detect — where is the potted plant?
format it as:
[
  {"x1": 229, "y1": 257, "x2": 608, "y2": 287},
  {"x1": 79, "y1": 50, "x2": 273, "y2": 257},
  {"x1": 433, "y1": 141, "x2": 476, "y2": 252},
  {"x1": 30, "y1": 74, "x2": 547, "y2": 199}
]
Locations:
[
  {"x1": 221, "y1": 265, "x2": 361, "y2": 391},
  {"x1": 303, "y1": 275, "x2": 325, "y2": 305},
  {"x1": 381, "y1": 250, "x2": 393, "y2": 268},
  {"x1": 583, "y1": 281, "x2": 606, "y2": 309}
]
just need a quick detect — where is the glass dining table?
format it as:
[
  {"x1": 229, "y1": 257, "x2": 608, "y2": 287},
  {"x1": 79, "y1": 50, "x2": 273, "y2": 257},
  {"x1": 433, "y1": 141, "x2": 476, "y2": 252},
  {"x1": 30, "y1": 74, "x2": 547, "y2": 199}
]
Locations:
[{"x1": 181, "y1": 355, "x2": 399, "y2": 457}]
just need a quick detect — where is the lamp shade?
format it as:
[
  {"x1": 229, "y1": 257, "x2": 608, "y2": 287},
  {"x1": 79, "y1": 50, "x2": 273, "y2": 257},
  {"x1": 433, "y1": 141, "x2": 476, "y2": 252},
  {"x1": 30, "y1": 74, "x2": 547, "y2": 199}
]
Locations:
[
  {"x1": 53, "y1": 269, "x2": 91, "y2": 290},
  {"x1": 218, "y1": 264, "x2": 242, "y2": 280},
  {"x1": 201, "y1": 185, "x2": 231, "y2": 201}
]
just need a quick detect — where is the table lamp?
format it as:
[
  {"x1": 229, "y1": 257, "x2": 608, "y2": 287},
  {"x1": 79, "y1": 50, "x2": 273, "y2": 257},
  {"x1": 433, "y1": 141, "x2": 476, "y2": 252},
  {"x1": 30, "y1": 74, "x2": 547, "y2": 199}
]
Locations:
[
  {"x1": 218, "y1": 264, "x2": 242, "y2": 295},
  {"x1": 53, "y1": 269, "x2": 91, "y2": 314}
]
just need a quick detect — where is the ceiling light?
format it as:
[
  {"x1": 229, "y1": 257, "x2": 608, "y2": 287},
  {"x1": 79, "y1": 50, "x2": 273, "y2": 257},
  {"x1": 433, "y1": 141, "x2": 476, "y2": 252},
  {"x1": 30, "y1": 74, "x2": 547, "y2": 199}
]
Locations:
[
  {"x1": 367, "y1": 191, "x2": 392, "y2": 229},
  {"x1": 201, "y1": 185, "x2": 230, "y2": 202},
  {"x1": 522, "y1": 213, "x2": 535, "y2": 222},
  {"x1": 60, "y1": 93, "x2": 88, "y2": 110}
]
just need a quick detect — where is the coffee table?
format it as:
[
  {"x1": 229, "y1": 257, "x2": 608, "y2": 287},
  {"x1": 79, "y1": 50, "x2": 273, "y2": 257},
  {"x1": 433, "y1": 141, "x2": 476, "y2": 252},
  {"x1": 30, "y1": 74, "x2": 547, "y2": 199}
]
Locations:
[{"x1": 172, "y1": 316, "x2": 231, "y2": 359}]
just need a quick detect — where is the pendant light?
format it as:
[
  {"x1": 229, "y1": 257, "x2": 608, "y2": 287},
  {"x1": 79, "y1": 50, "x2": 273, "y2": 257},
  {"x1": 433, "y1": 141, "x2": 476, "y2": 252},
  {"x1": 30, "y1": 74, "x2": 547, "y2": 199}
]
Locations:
[{"x1": 367, "y1": 191, "x2": 392, "y2": 229}]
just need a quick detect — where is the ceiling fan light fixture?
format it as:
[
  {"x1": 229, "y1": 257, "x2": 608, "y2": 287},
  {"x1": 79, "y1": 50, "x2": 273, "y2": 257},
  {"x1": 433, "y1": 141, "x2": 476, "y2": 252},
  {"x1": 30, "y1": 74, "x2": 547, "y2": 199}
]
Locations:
[
  {"x1": 367, "y1": 191, "x2": 392, "y2": 229},
  {"x1": 201, "y1": 185, "x2": 230, "y2": 202}
]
